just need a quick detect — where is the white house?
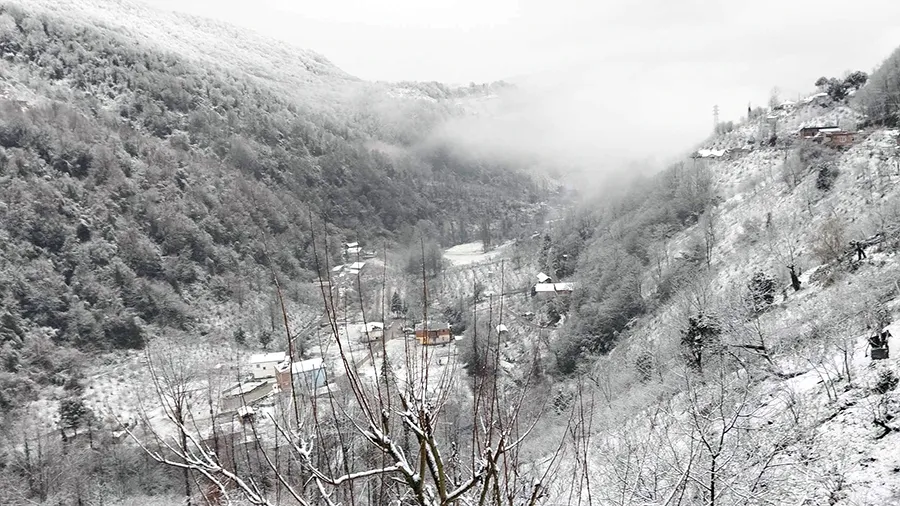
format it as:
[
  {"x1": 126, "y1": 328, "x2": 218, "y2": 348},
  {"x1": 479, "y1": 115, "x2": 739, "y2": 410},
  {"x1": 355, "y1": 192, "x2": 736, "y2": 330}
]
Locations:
[
  {"x1": 339, "y1": 322, "x2": 384, "y2": 343},
  {"x1": 248, "y1": 352, "x2": 287, "y2": 379},
  {"x1": 345, "y1": 242, "x2": 362, "y2": 256},
  {"x1": 532, "y1": 282, "x2": 575, "y2": 298}
]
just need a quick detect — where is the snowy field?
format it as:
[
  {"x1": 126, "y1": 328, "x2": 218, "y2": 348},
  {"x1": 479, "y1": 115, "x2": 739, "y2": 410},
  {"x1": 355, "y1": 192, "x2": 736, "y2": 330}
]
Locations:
[{"x1": 443, "y1": 241, "x2": 510, "y2": 266}]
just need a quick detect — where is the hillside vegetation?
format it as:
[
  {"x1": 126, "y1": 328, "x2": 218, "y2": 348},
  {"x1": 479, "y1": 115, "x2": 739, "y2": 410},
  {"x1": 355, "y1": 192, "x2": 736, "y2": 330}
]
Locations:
[
  {"x1": 4, "y1": 0, "x2": 900, "y2": 504},
  {"x1": 527, "y1": 60, "x2": 900, "y2": 505},
  {"x1": 0, "y1": 0, "x2": 543, "y2": 413}
]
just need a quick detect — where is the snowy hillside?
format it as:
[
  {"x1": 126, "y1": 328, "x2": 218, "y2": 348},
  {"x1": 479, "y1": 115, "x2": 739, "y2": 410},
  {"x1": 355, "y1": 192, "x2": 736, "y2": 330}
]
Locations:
[{"x1": 538, "y1": 94, "x2": 900, "y2": 506}]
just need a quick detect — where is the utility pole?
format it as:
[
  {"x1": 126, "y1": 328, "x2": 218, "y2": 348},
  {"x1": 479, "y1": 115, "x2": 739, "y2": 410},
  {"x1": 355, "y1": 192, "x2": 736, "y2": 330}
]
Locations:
[{"x1": 713, "y1": 104, "x2": 720, "y2": 133}]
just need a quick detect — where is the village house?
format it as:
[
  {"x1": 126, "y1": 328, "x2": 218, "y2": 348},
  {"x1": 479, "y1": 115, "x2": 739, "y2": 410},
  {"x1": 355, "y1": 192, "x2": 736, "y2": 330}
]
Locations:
[
  {"x1": 275, "y1": 357, "x2": 327, "y2": 392},
  {"x1": 692, "y1": 148, "x2": 727, "y2": 159},
  {"x1": 344, "y1": 242, "x2": 363, "y2": 258},
  {"x1": 219, "y1": 380, "x2": 274, "y2": 412},
  {"x1": 799, "y1": 125, "x2": 839, "y2": 139},
  {"x1": 339, "y1": 321, "x2": 384, "y2": 343},
  {"x1": 802, "y1": 92, "x2": 829, "y2": 106},
  {"x1": 415, "y1": 321, "x2": 452, "y2": 346},
  {"x1": 248, "y1": 352, "x2": 287, "y2": 379},
  {"x1": 536, "y1": 272, "x2": 552, "y2": 283},
  {"x1": 531, "y1": 282, "x2": 575, "y2": 298},
  {"x1": 823, "y1": 130, "x2": 856, "y2": 147}
]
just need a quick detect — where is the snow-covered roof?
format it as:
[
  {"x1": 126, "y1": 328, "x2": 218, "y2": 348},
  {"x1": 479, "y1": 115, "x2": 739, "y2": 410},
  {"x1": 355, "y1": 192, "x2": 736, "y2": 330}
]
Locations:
[
  {"x1": 292, "y1": 358, "x2": 324, "y2": 373},
  {"x1": 496, "y1": 324, "x2": 509, "y2": 333},
  {"x1": 802, "y1": 92, "x2": 829, "y2": 104},
  {"x1": 537, "y1": 272, "x2": 552, "y2": 283},
  {"x1": 347, "y1": 268, "x2": 360, "y2": 276},
  {"x1": 347, "y1": 246, "x2": 362, "y2": 254},
  {"x1": 349, "y1": 261, "x2": 366, "y2": 270},
  {"x1": 332, "y1": 265, "x2": 344, "y2": 272},
  {"x1": 223, "y1": 380, "x2": 270, "y2": 397},
  {"x1": 345, "y1": 242, "x2": 359, "y2": 248},
  {"x1": 278, "y1": 357, "x2": 325, "y2": 374},
  {"x1": 696, "y1": 148, "x2": 727, "y2": 158},
  {"x1": 415, "y1": 321, "x2": 450, "y2": 331},
  {"x1": 534, "y1": 282, "x2": 575, "y2": 293},
  {"x1": 249, "y1": 352, "x2": 287, "y2": 364},
  {"x1": 366, "y1": 322, "x2": 384, "y2": 331}
]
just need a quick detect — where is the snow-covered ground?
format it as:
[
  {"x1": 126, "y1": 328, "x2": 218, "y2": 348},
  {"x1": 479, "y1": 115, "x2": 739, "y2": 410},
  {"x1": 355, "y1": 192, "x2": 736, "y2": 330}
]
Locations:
[{"x1": 443, "y1": 241, "x2": 510, "y2": 266}]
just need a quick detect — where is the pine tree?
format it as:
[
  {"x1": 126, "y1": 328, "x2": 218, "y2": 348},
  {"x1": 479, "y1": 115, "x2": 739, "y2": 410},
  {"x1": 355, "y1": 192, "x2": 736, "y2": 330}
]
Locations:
[
  {"x1": 258, "y1": 330, "x2": 273, "y2": 349},
  {"x1": 390, "y1": 292, "x2": 403, "y2": 316},
  {"x1": 233, "y1": 326, "x2": 247, "y2": 346}
]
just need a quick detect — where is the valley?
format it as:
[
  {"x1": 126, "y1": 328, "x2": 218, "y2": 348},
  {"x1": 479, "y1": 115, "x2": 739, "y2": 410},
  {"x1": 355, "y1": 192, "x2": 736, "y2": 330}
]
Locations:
[{"x1": 2, "y1": 1, "x2": 900, "y2": 505}]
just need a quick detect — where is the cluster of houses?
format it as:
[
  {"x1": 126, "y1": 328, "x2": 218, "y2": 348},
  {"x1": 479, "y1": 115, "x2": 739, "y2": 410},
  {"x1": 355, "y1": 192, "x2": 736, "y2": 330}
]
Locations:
[
  {"x1": 798, "y1": 125, "x2": 856, "y2": 147},
  {"x1": 692, "y1": 124, "x2": 857, "y2": 162},
  {"x1": 219, "y1": 352, "x2": 328, "y2": 412},
  {"x1": 332, "y1": 260, "x2": 367, "y2": 277},
  {"x1": 531, "y1": 272, "x2": 575, "y2": 298},
  {"x1": 343, "y1": 242, "x2": 376, "y2": 261},
  {"x1": 327, "y1": 242, "x2": 376, "y2": 278}
]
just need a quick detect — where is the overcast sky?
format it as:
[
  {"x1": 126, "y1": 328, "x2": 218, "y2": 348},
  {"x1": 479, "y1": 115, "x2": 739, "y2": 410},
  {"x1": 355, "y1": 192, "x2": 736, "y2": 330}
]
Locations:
[{"x1": 141, "y1": 0, "x2": 900, "y2": 166}]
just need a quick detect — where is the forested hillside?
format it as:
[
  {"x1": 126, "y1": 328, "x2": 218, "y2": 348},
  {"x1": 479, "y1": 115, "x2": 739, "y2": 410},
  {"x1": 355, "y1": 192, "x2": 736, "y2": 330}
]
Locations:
[
  {"x1": 0, "y1": 0, "x2": 543, "y2": 412},
  {"x1": 526, "y1": 56, "x2": 900, "y2": 504}
]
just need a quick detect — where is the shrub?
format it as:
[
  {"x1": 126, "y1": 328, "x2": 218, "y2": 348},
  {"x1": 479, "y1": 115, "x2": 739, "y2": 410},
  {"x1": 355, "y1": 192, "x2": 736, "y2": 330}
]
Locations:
[
  {"x1": 812, "y1": 217, "x2": 847, "y2": 265},
  {"x1": 873, "y1": 368, "x2": 899, "y2": 394},
  {"x1": 748, "y1": 271, "x2": 776, "y2": 313},
  {"x1": 816, "y1": 164, "x2": 840, "y2": 191},
  {"x1": 103, "y1": 315, "x2": 145, "y2": 349}
]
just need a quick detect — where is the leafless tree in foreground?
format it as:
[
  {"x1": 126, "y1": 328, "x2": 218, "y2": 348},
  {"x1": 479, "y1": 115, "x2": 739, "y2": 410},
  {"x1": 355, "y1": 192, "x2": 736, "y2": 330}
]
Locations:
[{"x1": 127, "y1": 219, "x2": 569, "y2": 506}]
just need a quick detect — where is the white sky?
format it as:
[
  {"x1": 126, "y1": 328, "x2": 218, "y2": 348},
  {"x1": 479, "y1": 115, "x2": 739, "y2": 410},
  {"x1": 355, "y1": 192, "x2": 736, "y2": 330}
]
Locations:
[{"x1": 141, "y1": 0, "x2": 900, "y2": 165}]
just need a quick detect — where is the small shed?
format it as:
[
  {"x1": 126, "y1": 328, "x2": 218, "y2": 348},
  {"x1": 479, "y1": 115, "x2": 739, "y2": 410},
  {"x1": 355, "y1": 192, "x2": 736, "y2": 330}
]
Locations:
[
  {"x1": 496, "y1": 324, "x2": 509, "y2": 336},
  {"x1": 415, "y1": 321, "x2": 452, "y2": 346},
  {"x1": 870, "y1": 327, "x2": 891, "y2": 360},
  {"x1": 537, "y1": 272, "x2": 552, "y2": 283},
  {"x1": 220, "y1": 380, "x2": 274, "y2": 412}
]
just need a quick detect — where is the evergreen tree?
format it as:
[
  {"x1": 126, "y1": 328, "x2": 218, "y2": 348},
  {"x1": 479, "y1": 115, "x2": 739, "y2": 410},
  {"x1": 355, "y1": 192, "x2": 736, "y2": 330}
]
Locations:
[
  {"x1": 233, "y1": 326, "x2": 247, "y2": 346},
  {"x1": 258, "y1": 330, "x2": 273, "y2": 350},
  {"x1": 390, "y1": 292, "x2": 403, "y2": 316}
]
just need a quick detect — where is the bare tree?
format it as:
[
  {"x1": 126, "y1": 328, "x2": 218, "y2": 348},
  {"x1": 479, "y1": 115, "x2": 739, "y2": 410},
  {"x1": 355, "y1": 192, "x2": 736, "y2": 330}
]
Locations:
[
  {"x1": 145, "y1": 341, "x2": 200, "y2": 506},
  {"x1": 128, "y1": 218, "x2": 567, "y2": 506}
]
